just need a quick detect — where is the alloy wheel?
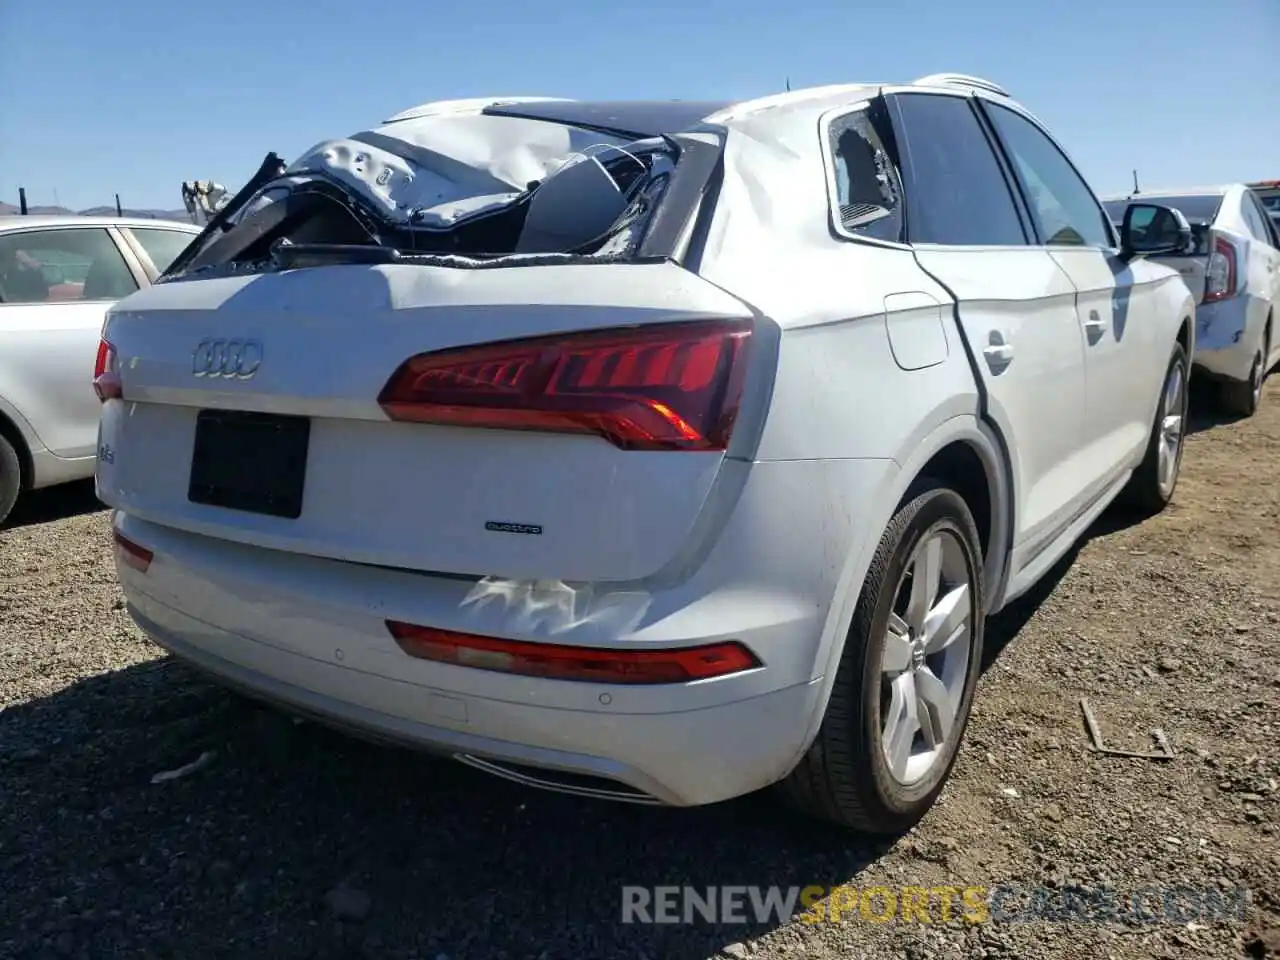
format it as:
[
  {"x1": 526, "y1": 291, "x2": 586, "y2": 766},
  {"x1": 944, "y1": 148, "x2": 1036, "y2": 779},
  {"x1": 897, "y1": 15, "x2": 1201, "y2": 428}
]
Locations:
[
  {"x1": 879, "y1": 528, "x2": 974, "y2": 786},
  {"x1": 1250, "y1": 351, "x2": 1264, "y2": 410},
  {"x1": 1157, "y1": 357, "x2": 1187, "y2": 496}
]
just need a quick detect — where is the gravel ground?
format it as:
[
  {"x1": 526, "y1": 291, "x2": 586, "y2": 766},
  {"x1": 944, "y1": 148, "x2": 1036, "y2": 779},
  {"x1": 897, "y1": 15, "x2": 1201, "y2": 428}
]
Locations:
[{"x1": 2, "y1": 384, "x2": 1278, "y2": 960}]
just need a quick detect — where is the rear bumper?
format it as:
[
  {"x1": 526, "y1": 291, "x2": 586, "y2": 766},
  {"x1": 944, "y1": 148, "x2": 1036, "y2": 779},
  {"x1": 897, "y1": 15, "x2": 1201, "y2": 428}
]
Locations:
[
  {"x1": 1193, "y1": 298, "x2": 1254, "y2": 381},
  {"x1": 110, "y1": 456, "x2": 894, "y2": 806},
  {"x1": 129, "y1": 595, "x2": 818, "y2": 805}
]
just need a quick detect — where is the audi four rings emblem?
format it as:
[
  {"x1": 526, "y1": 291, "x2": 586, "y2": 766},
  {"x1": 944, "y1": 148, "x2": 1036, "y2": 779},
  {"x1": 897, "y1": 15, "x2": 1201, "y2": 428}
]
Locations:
[{"x1": 192, "y1": 339, "x2": 264, "y2": 379}]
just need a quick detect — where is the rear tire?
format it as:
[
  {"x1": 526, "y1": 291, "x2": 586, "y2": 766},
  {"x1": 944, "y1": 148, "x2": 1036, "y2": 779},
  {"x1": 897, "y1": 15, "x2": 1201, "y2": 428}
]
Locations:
[
  {"x1": 1217, "y1": 347, "x2": 1264, "y2": 417},
  {"x1": 778, "y1": 480, "x2": 985, "y2": 833},
  {"x1": 0, "y1": 434, "x2": 21, "y2": 527},
  {"x1": 1121, "y1": 340, "x2": 1189, "y2": 514}
]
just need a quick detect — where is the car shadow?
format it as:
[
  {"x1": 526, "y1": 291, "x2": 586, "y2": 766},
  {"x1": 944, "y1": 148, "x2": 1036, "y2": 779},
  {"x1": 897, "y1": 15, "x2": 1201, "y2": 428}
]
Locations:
[
  {"x1": 0, "y1": 657, "x2": 899, "y2": 960},
  {"x1": 980, "y1": 500, "x2": 1146, "y2": 672},
  {"x1": 3, "y1": 479, "x2": 105, "y2": 530},
  {"x1": 1184, "y1": 370, "x2": 1269, "y2": 436}
]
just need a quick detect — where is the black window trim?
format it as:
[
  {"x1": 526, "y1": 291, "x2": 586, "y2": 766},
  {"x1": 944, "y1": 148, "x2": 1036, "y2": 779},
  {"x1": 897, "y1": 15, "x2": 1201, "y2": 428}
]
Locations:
[
  {"x1": 881, "y1": 89, "x2": 1034, "y2": 249},
  {"x1": 0, "y1": 224, "x2": 147, "y2": 305},
  {"x1": 973, "y1": 95, "x2": 1119, "y2": 251},
  {"x1": 817, "y1": 97, "x2": 913, "y2": 250}
]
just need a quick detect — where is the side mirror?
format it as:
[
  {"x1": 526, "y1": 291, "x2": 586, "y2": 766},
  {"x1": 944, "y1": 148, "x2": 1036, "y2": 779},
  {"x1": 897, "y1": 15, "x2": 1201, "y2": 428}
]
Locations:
[{"x1": 1119, "y1": 203, "x2": 1192, "y2": 259}]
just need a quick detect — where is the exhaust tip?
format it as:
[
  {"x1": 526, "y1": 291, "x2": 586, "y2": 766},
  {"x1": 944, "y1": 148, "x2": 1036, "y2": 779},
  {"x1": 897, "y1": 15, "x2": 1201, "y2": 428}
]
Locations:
[{"x1": 453, "y1": 754, "x2": 662, "y2": 805}]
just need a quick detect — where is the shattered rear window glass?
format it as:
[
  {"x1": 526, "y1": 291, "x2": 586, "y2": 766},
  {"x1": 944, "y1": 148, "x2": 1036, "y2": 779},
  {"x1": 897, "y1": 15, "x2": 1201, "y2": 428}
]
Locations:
[{"x1": 827, "y1": 109, "x2": 903, "y2": 243}]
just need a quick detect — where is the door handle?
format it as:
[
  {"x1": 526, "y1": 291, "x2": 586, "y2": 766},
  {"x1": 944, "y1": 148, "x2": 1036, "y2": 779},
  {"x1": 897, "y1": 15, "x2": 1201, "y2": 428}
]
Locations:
[
  {"x1": 1083, "y1": 310, "x2": 1107, "y2": 343},
  {"x1": 982, "y1": 338, "x2": 1014, "y2": 371}
]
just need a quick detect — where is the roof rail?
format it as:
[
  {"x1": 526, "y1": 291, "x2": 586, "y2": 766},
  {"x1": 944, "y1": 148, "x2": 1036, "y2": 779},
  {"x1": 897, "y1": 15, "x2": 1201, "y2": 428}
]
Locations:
[{"x1": 913, "y1": 73, "x2": 1010, "y2": 98}]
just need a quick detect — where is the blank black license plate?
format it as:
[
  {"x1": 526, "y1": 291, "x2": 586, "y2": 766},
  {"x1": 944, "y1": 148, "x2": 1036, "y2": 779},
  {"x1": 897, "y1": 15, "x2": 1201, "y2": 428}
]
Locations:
[{"x1": 188, "y1": 410, "x2": 310, "y2": 519}]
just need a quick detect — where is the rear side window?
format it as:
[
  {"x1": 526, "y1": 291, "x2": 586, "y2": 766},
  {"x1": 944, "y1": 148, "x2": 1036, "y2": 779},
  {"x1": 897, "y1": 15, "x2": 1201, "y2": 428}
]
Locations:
[
  {"x1": 889, "y1": 93, "x2": 1026, "y2": 246},
  {"x1": 129, "y1": 227, "x2": 196, "y2": 273},
  {"x1": 1241, "y1": 193, "x2": 1272, "y2": 245},
  {"x1": 0, "y1": 228, "x2": 138, "y2": 305},
  {"x1": 825, "y1": 106, "x2": 904, "y2": 243},
  {"x1": 982, "y1": 103, "x2": 1112, "y2": 248}
]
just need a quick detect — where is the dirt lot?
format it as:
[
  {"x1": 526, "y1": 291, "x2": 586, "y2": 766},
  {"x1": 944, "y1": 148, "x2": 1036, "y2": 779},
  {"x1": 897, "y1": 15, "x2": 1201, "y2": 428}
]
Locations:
[{"x1": 2, "y1": 385, "x2": 1278, "y2": 960}]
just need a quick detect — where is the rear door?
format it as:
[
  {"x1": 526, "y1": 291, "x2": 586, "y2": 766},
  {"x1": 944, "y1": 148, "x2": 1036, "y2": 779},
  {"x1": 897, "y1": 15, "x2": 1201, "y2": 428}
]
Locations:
[
  {"x1": 882, "y1": 89, "x2": 1089, "y2": 555},
  {"x1": 0, "y1": 226, "x2": 142, "y2": 458},
  {"x1": 977, "y1": 98, "x2": 1167, "y2": 483}
]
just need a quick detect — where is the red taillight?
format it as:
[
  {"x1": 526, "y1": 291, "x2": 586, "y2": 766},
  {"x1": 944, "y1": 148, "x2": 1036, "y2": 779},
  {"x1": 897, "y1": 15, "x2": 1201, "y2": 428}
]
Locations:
[
  {"x1": 1204, "y1": 237, "x2": 1238, "y2": 303},
  {"x1": 113, "y1": 530, "x2": 152, "y2": 573},
  {"x1": 93, "y1": 339, "x2": 122, "y2": 401},
  {"x1": 376, "y1": 319, "x2": 754, "y2": 451},
  {"x1": 386, "y1": 621, "x2": 761, "y2": 684}
]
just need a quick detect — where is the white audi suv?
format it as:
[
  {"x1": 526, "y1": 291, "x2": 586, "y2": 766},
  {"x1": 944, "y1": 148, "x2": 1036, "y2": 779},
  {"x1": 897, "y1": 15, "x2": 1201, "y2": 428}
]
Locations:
[{"x1": 96, "y1": 76, "x2": 1196, "y2": 831}]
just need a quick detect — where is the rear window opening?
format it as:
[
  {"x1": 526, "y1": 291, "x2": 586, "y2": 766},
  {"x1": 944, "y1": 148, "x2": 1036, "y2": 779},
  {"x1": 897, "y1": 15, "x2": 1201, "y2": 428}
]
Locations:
[
  {"x1": 1104, "y1": 194, "x2": 1224, "y2": 256},
  {"x1": 168, "y1": 131, "x2": 683, "y2": 280}
]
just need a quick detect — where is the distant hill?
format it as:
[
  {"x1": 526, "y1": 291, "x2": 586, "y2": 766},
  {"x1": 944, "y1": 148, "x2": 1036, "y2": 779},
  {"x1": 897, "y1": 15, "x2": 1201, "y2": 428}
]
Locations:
[{"x1": 0, "y1": 200, "x2": 191, "y2": 222}]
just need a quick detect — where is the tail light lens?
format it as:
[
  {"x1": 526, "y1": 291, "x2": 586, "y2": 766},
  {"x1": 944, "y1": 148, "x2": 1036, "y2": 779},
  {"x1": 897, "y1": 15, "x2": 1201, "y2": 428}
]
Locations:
[
  {"x1": 1204, "y1": 237, "x2": 1237, "y2": 303},
  {"x1": 377, "y1": 319, "x2": 754, "y2": 451},
  {"x1": 113, "y1": 530, "x2": 152, "y2": 573},
  {"x1": 386, "y1": 620, "x2": 761, "y2": 684},
  {"x1": 93, "y1": 339, "x2": 122, "y2": 401}
]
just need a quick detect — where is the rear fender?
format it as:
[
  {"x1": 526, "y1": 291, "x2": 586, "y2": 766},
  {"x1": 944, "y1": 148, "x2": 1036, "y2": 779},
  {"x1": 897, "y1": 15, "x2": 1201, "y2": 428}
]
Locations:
[{"x1": 792, "y1": 413, "x2": 1011, "y2": 759}]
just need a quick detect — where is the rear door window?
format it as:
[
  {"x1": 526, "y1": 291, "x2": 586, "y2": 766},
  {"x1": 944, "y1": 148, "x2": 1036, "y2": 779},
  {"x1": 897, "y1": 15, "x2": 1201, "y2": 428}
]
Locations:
[
  {"x1": 886, "y1": 93, "x2": 1028, "y2": 246},
  {"x1": 128, "y1": 227, "x2": 197, "y2": 273},
  {"x1": 1241, "y1": 193, "x2": 1274, "y2": 246},
  {"x1": 0, "y1": 228, "x2": 139, "y2": 304}
]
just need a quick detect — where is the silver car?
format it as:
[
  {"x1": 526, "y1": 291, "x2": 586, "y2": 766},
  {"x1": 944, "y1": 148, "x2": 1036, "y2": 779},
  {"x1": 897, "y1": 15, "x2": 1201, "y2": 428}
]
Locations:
[{"x1": 0, "y1": 215, "x2": 202, "y2": 524}]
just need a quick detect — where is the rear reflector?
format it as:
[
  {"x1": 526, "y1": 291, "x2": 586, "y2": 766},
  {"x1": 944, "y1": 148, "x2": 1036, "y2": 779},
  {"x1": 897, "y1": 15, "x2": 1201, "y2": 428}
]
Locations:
[
  {"x1": 113, "y1": 530, "x2": 152, "y2": 573},
  {"x1": 93, "y1": 339, "x2": 122, "y2": 402},
  {"x1": 386, "y1": 621, "x2": 761, "y2": 684},
  {"x1": 377, "y1": 319, "x2": 753, "y2": 451}
]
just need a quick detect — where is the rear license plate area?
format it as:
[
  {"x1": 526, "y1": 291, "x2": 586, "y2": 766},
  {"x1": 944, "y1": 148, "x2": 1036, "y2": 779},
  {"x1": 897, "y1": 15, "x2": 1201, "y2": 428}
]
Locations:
[{"x1": 188, "y1": 410, "x2": 310, "y2": 519}]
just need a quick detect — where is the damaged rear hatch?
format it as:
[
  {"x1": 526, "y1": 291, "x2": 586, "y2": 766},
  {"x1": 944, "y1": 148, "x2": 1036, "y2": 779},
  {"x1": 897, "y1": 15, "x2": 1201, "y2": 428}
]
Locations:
[{"x1": 98, "y1": 96, "x2": 767, "y2": 584}]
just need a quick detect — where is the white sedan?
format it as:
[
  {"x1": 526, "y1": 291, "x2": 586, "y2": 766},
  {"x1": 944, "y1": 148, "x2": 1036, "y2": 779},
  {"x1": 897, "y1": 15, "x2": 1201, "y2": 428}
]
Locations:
[
  {"x1": 1104, "y1": 185, "x2": 1280, "y2": 415},
  {"x1": 97, "y1": 76, "x2": 1195, "y2": 831},
  {"x1": 0, "y1": 215, "x2": 201, "y2": 524}
]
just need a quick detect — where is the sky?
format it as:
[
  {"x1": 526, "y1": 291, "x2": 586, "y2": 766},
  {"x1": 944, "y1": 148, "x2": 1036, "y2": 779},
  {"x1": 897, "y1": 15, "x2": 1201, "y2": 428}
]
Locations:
[{"x1": 1, "y1": 0, "x2": 1277, "y2": 211}]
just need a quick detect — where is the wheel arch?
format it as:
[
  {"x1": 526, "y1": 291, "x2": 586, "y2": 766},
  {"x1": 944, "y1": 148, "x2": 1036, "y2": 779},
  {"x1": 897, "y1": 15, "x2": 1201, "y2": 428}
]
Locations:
[
  {"x1": 792, "y1": 412, "x2": 1014, "y2": 760},
  {"x1": 0, "y1": 406, "x2": 35, "y2": 491}
]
